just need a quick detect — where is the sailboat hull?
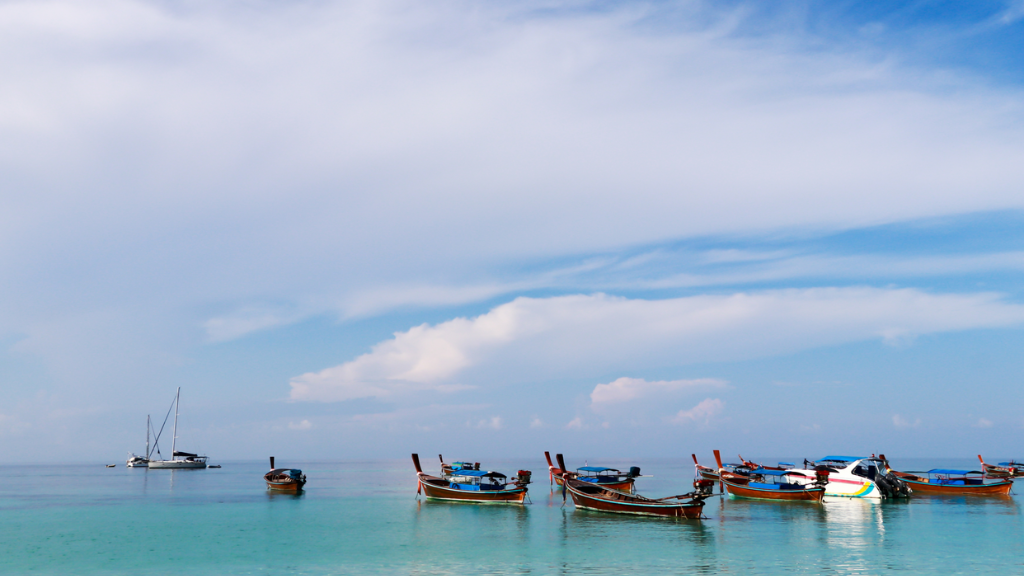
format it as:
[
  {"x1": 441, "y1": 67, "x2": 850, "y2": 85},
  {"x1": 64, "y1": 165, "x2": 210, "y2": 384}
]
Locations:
[{"x1": 148, "y1": 460, "x2": 207, "y2": 469}]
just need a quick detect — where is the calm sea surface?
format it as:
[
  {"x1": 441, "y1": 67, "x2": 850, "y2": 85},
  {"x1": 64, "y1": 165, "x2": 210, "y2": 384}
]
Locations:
[{"x1": 1, "y1": 457, "x2": 1021, "y2": 575}]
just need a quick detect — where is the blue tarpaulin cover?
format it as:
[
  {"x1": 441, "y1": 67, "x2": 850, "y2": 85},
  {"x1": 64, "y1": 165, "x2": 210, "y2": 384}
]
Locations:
[
  {"x1": 577, "y1": 466, "x2": 619, "y2": 473},
  {"x1": 450, "y1": 469, "x2": 506, "y2": 478},
  {"x1": 928, "y1": 469, "x2": 980, "y2": 475},
  {"x1": 819, "y1": 456, "x2": 867, "y2": 462}
]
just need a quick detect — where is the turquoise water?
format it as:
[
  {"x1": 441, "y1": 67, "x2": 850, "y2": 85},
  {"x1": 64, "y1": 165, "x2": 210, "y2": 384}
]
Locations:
[{"x1": 2, "y1": 458, "x2": 1021, "y2": 575}]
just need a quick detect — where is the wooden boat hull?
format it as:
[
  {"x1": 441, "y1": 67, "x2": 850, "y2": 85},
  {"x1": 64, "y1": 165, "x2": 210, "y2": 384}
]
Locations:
[
  {"x1": 266, "y1": 480, "x2": 305, "y2": 492},
  {"x1": 563, "y1": 479, "x2": 704, "y2": 518},
  {"x1": 722, "y1": 478, "x2": 824, "y2": 501},
  {"x1": 698, "y1": 469, "x2": 719, "y2": 482},
  {"x1": 553, "y1": 475, "x2": 633, "y2": 492},
  {"x1": 897, "y1": 477, "x2": 1012, "y2": 495},
  {"x1": 419, "y1": 477, "x2": 527, "y2": 503}
]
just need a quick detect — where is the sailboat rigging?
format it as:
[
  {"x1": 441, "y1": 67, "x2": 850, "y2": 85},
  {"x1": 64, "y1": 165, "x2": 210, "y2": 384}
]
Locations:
[{"x1": 147, "y1": 387, "x2": 209, "y2": 469}]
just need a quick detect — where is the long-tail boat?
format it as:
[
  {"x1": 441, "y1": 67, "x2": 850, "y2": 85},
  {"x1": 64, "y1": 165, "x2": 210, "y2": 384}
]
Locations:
[
  {"x1": 560, "y1": 472, "x2": 712, "y2": 518},
  {"x1": 544, "y1": 452, "x2": 639, "y2": 492},
  {"x1": 412, "y1": 453, "x2": 531, "y2": 504},
  {"x1": 891, "y1": 468, "x2": 1013, "y2": 495},
  {"x1": 264, "y1": 457, "x2": 306, "y2": 492},
  {"x1": 692, "y1": 454, "x2": 720, "y2": 482},
  {"x1": 978, "y1": 455, "x2": 1021, "y2": 479},
  {"x1": 714, "y1": 450, "x2": 826, "y2": 502}
]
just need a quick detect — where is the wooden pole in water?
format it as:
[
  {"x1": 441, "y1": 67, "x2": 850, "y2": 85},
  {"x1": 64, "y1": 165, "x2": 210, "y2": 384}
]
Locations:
[{"x1": 270, "y1": 456, "x2": 275, "y2": 470}]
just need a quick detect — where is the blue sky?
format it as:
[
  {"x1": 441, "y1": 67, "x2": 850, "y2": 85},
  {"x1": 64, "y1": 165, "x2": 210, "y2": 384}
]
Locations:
[{"x1": 2, "y1": 0, "x2": 1024, "y2": 462}]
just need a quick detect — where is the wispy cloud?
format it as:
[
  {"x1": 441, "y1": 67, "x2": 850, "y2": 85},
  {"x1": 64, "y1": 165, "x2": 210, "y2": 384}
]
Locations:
[
  {"x1": 974, "y1": 417, "x2": 994, "y2": 428},
  {"x1": 892, "y1": 414, "x2": 921, "y2": 429},
  {"x1": 590, "y1": 377, "x2": 726, "y2": 405}
]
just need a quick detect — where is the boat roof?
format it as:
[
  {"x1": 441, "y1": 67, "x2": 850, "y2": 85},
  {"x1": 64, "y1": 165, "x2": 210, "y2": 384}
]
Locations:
[
  {"x1": 750, "y1": 468, "x2": 807, "y2": 476},
  {"x1": 997, "y1": 462, "x2": 1020, "y2": 466},
  {"x1": 577, "y1": 466, "x2": 620, "y2": 473},
  {"x1": 268, "y1": 468, "x2": 302, "y2": 473},
  {"x1": 818, "y1": 455, "x2": 869, "y2": 462},
  {"x1": 928, "y1": 469, "x2": 981, "y2": 475},
  {"x1": 450, "y1": 469, "x2": 506, "y2": 478}
]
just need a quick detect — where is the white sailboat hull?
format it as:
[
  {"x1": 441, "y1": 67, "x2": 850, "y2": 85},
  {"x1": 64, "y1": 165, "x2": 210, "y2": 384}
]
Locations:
[{"x1": 148, "y1": 459, "x2": 207, "y2": 469}]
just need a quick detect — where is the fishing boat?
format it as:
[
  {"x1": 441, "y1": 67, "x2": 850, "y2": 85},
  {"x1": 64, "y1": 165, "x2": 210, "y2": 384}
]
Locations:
[
  {"x1": 978, "y1": 455, "x2": 1021, "y2": 479},
  {"x1": 785, "y1": 455, "x2": 910, "y2": 499},
  {"x1": 126, "y1": 415, "x2": 154, "y2": 468},
  {"x1": 560, "y1": 473, "x2": 712, "y2": 518},
  {"x1": 544, "y1": 453, "x2": 638, "y2": 492},
  {"x1": 412, "y1": 453, "x2": 531, "y2": 504},
  {"x1": 891, "y1": 468, "x2": 1013, "y2": 495},
  {"x1": 713, "y1": 450, "x2": 826, "y2": 502},
  {"x1": 692, "y1": 453, "x2": 779, "y2": 483},
  {"x1": 265, "y1": 457, "x2": 306, "y2": 492},
  {"x1": 438, "y1": 455, "x2": 480, "y2": 479},
  {"x1": 692, "y1": 454, "x2": 721, "y2": 482},
  {"x1": 147, "y1": 388, "x2": 209, "y2": 469}
]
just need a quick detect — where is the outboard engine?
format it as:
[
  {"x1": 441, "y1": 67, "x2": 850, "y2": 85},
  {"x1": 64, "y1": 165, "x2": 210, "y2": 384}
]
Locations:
[
  {"x1": 514, "y1": 470, "x2": 532, "y2": 486},
  {"x1": 882, "y1": 472, "x2": 911, "y2": 497},
  {"x1": 813, "y1": 468, "x2": 830, "y2": 488},
  {"x1": 693, "y1": 479, "x2": 715, "y2": 497},
  {"x1": 874, "y1": 474, "x2": 894, "y2": 498},
  {"x1": 627, "y1": 466, "x2": 641, "y2": 478}
]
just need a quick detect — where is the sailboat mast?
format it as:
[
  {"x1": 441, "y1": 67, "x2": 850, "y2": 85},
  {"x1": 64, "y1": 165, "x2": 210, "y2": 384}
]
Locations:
[
  {"x1": 146, "y1": 415, "x2": 151, "y2": 459},
  {"x1": 171, "y1": 387, "x2": 180, "y2": 459}
]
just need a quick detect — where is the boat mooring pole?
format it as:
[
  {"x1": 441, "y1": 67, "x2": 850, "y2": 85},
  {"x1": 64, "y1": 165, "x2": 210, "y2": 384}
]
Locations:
[{"x1": 270, "y1": 456, "x2": 275, "y2": 470}]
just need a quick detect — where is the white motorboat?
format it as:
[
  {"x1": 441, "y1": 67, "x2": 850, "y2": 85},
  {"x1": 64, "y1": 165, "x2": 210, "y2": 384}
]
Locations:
[
  {"x1": 787, "y1": 456, "x2": 910, "y2": 499},
  {"x1": 126, "y1": 415, "x2": 153, "y2": 467},
  {"x1": 146, "y1": 387, "x2": 209, "y2": 470}
]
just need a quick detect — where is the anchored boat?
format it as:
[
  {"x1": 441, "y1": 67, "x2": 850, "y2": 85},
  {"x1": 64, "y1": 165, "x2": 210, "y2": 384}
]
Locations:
[
  {"x1": 785, "y1": 456, "x2": 910, "y2": 499},
  {"x1": 544, "y1": 452, "x2": 639, "y2": 493},
  {"x1": 265, "y1": 457, "x2": 306, "y2": 492},
  {"x1": 147, "y1": 388, "x2": 209, "y2": 470},
  {"x1": 892, "y1": 468, "x2": 1013, "y2": 495},
  {"x1": 560, "y1": 472, "x2": 712, "y2": 518},
  {"x1": 978, "y1": 455, "x2": 1021, "y2": 479},
  {"x1": 412, "y1": 453, "x2": 531, "y2": 504},
  {"x1": 713, "y1": 450, "x2": 826, "y2": 502},
  {"x1": 126, "y1": 415, "x2": 153, "y2": 468}
]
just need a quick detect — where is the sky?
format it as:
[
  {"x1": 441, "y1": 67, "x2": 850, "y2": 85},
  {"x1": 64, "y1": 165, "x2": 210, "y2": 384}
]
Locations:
[{"x1": 2, "y1": 0, "x2": 1024, "y2": 463}]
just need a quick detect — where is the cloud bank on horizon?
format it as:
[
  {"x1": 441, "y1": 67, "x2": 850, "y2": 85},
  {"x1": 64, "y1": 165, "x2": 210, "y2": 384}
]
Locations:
[{"x1": 2, "y1": 0, "x2": 1024, "y2": 459}]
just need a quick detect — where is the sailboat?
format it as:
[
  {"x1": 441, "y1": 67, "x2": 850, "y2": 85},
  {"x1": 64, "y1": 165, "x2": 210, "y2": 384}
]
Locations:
[
  {"x1": 126, "y1": 415, "x2": 153, "y2": 468},
  {"x1": 147, "y1": 387, "x2": 209, "y2": 469}
]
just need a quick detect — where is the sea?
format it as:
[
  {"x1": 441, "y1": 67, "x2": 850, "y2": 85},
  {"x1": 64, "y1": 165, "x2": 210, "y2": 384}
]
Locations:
[{"x1": 2, "y1": 457, "x2": 1021, "y2": 575}]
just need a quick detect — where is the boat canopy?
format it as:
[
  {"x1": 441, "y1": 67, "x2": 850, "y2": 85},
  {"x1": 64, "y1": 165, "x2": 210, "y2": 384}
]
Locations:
[
  {"x1": 750, "y1": 468, "x2": 808, "y2": 476},
  {"x1": 577, "y1": 466, "x2": 619, "y2": 473},
  {"x1": 998, "y1": 462, "x2": 1020, "y2": 466},
  {"x1": 818, "y1": 456, "x2": 867, "y2": 462},
  {"x1": 451, "y1": 469, "x2": 506, "y2": 478},
  {"x1": 928, "y1": 469, "x2": 980, "y2": 475},
  {"x1": 173, "y1": 451, "x2": 198, "y2": 458}
]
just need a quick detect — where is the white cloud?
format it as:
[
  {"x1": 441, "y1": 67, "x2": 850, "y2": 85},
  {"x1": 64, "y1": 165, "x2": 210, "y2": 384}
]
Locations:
[
  {"x1": 290, "y1": 288, "x2": 1024, "y2": 402},
  {"x1": 287, "y1": 419, "x2": 312, "y2": 431},
  {"x1": 565, "y1": 417, "x2": 584, "y2": 430},
  {"x1": 590, "y1": 377, "x2": 726, "y2": 405},
  {"x1": 529, "y1": 417, "x2": 544, "y2": 429},
  {"x1": 469, "y1": 416, "x2": 503, "y2": 430},
  {"x1": 671, "y1": 398, "x2": 724, "y2": 426},
  {"x1": 892, "y1": 414, "x2": 921, "y2": 429},
  {"x1": 974, "y1": 417, "x2": 994, "y2": 428}
]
